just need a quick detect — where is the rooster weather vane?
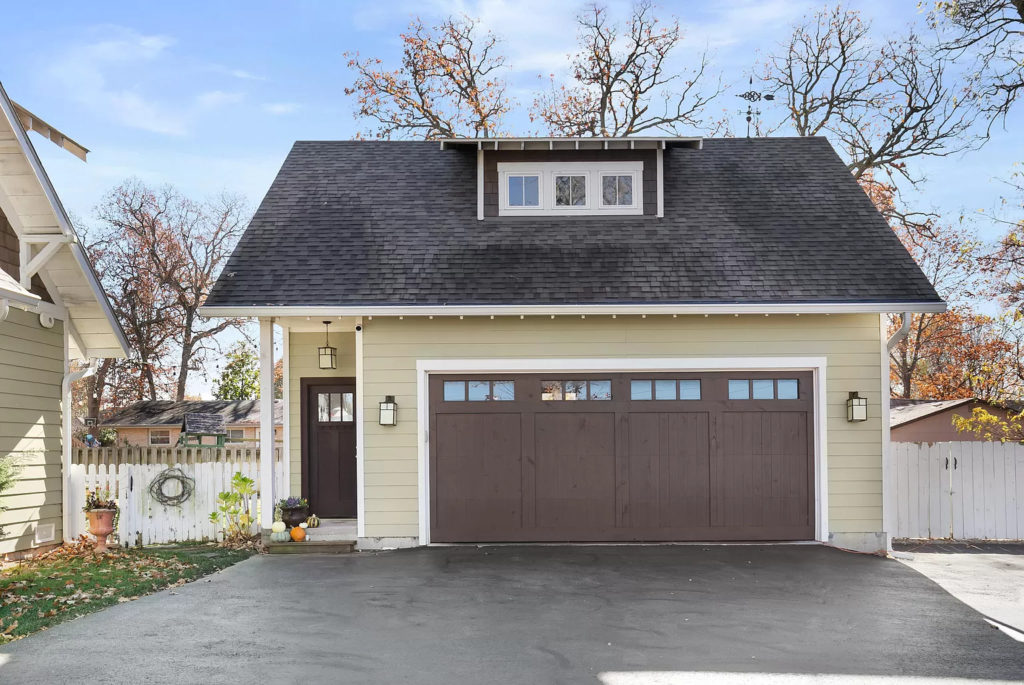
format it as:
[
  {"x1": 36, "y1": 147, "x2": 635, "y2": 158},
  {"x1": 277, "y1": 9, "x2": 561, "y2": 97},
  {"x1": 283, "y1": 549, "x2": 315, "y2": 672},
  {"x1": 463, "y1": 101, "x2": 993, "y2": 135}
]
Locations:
[{"x1": 737, "y1": 76, "x2": 774, "y2": 138}]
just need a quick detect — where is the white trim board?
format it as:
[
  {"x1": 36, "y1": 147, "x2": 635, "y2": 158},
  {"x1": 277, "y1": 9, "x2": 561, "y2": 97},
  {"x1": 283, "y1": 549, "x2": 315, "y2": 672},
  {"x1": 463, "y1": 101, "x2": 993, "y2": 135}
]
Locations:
[
  {"x1": 201, "y1": 302, "x2": 947, "y2": 318},
  {"x1": 415, "y1": 356, "x2": 829, "y2": 546},
  {"x1": 355, "y1": 319, "x2": 366, "y2": 538}
]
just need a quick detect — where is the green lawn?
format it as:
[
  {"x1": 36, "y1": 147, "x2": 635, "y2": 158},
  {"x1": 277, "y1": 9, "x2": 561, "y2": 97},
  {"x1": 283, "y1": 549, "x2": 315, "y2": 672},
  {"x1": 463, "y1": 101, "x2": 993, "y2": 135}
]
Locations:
[{"x1": 0, "y1": 543, "x2": 253, "y2": 644}]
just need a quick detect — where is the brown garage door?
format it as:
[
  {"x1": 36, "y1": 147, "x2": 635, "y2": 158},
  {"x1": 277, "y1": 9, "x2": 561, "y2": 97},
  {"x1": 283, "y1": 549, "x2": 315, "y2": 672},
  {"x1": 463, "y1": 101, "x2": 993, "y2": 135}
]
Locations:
[{"x1": 429, "y1": 372, "x2": 814, "y2": 542}]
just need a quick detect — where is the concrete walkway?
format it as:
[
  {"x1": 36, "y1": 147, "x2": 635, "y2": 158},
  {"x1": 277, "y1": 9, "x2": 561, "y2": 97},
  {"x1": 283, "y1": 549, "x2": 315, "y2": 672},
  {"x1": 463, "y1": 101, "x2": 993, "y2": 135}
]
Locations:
[
  {"x1": 1, "y1": 545, "x2": 1022, "y2": 684},
  {"x1": 896, "y1": 542, "x2": 1024, "y2": 635}
]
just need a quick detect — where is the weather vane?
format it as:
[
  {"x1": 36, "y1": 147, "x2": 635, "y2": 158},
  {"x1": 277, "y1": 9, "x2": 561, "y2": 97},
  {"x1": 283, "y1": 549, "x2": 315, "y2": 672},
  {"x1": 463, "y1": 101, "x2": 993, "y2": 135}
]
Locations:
[{"x1": 737, "y1": 76, "x2": 774, "y2": 138}]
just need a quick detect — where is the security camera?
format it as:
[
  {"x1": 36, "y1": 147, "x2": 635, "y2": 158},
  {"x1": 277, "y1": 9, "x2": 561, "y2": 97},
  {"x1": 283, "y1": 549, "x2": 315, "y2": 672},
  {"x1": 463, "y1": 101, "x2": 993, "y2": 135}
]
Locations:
[{"x1": 355, "y1": 324, "x2": 362, "y2": 332}]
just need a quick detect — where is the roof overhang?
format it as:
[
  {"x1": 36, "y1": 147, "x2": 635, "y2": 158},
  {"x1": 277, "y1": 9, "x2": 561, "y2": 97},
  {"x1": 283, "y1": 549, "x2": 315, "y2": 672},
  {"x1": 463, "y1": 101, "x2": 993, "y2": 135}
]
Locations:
[
  {"x1": 0, "y1": 81, "x2": 129, "y2": 359},
  {"x1": 890, "y1": 398, "x2": 979, "y2": 427},
  {"x1": 200, "y1": 301, "x2": 948, "y2": 319},
  {"x1": 439, "y1": 136, "x2": 702, "y2": 151}
]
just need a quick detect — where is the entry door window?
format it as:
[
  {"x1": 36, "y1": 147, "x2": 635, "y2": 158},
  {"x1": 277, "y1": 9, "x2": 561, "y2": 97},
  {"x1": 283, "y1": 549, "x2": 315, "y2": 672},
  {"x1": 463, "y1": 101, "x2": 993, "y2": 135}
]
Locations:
[{"x1": 318, "y1": 392, "x2": 354, "y2": 422}]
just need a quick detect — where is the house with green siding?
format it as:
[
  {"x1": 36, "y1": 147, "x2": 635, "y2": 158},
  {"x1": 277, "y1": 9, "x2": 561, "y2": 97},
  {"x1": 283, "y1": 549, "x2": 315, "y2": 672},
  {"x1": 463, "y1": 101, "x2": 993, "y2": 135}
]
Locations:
[{"x1": 0, "y1": 81, "x2": 128, "y2": 558}]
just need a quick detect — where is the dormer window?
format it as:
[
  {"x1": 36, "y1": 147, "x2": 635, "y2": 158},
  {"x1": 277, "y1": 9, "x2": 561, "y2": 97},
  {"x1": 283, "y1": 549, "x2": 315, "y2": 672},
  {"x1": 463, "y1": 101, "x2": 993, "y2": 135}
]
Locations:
[
  {"x1": 498, "y1": 161, "x2": 643, "y2": 216},
  {"x1": 601, "y1": 174, "x2": 634, "y2": 207},
  {"x1": 555, "y1": 175, "x2": 587, "y2": 207},
  {"x1": 507, "y1": 174, "x2": 540, "y2": 207}
]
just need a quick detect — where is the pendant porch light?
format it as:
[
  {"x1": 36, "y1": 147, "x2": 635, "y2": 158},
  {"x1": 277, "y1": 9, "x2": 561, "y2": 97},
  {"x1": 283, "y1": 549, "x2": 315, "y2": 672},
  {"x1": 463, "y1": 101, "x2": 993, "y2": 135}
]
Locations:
[{"x1": 318, "y1": 320, "x2": 337, "y2": 370}]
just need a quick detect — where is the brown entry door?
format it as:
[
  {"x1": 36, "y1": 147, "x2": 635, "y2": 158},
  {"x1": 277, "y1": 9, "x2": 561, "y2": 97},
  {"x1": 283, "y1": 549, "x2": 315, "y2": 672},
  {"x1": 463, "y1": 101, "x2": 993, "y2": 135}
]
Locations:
[
  {"x1": 429, "y1": 372, "x2": 815, "y2": 543},
  {"x1": 304, "y1": 381, "x2": 357, "y2": 518}
]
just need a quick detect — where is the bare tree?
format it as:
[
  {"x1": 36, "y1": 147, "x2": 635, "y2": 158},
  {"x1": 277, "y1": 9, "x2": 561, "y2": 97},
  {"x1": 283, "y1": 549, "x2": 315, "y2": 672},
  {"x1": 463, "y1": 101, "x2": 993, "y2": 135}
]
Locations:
[
  {"x1": 344, "y1": 16, "x2": 512, "y2": 139},
  {"x1": 94, "y1": 180, "x2": 249, "y2": 401},
  {"x1": 764, "y1": 5, "x2": 981, "y2": 188},
  {"x1": 80, "y1": 222, "x2": 179, "y2": 404},
  {"x1": 533, "y1": 1, "x2": 726, "y2": 137},
  {"x1": 931, "y1": 0, "x2": 1024, "y2": 126}
]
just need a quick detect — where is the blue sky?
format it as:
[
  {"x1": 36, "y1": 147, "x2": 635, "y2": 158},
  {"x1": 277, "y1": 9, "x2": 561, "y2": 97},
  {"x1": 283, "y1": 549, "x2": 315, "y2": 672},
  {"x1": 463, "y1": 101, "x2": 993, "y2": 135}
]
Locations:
[{"x1": 2, "y1": 0, "x2": 1021, "y2": 396}]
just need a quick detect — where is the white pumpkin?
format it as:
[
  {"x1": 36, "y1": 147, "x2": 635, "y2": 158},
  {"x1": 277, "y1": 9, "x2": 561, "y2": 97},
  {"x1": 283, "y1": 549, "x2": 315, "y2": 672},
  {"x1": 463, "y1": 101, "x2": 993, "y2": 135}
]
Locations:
[
  {"x1": 271, "y1": 521, "x2": 286, "y2": 534},
  {"x1": 299, "y1": 522, "x2": 308, "y2": 529}
]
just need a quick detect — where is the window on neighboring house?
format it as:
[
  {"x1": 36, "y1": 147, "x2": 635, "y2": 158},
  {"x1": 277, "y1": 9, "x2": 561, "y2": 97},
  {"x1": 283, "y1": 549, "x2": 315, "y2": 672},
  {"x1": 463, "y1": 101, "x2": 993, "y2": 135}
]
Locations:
[
  {"x1": 149, "y1": 429, "x2": 171, "y2": 446},
  {"x1": 226, "y1": 428, "x2": 246, "y2": 443},
  {"x1": 498, "y1": 162, "x2": 642, "y2": 216},
  {"x1": 506, "y1": 174, "x2": 540, "y2": 207}
]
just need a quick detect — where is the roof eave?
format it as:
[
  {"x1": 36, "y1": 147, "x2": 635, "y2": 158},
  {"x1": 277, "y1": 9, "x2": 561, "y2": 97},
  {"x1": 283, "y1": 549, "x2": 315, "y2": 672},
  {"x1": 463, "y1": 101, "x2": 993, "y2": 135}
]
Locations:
[
  {"x1": 0, "y1": 81, "x2": 130, "y2": 359},
  {"x1": 200, "y1": 301, "x2": 948, "y2": 319}
]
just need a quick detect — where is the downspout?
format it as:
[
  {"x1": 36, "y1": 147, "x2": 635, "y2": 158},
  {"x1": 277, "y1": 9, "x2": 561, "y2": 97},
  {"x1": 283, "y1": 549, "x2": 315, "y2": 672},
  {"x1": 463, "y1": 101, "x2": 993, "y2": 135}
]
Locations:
[
  {"x1": 62, "y1": 356, "x2": 97, "y2": 543},
  {"x1": 882, "y1": 311, "x2": 912, "y2": 554},
  {"x1": 886, "y1": 311, "x2": 912, "y2": 350}
]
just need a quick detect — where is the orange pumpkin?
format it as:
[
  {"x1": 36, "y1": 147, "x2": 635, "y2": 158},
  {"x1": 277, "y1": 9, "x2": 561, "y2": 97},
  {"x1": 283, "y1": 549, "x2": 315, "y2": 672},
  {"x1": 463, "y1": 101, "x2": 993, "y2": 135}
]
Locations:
[{"x1": 290, "y1": 526, "x2": 306, "y2": 542}]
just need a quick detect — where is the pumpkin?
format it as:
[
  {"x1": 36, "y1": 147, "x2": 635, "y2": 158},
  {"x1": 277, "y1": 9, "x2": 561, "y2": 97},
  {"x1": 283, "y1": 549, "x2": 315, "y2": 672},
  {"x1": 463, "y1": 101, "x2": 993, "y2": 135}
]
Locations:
[
  {"x1": 269, "y1": 530, "x2": 290, "y2": 543},
  {"x1": 305, "y1": 514, "x2": 320, "y2": 528},
  {"x1": 271, "y1": 521, "x2": 286, "y2": 534},
  {"x1": 290, "y1": 526, "x2": 306, "y2": 542},
  {"x1": 299, "y1": 522, "x2": 308, "y2": 529}
]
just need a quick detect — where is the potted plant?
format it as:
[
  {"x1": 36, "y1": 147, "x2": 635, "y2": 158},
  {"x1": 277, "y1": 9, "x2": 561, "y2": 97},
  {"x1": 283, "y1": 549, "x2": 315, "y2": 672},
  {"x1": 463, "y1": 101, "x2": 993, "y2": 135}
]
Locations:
[
  {"x1": 277, "y1": 496, "x2": 309, "y2": 528},
  {"x1": 84, "y1": 490, "x2": 118, "y2": 551}
]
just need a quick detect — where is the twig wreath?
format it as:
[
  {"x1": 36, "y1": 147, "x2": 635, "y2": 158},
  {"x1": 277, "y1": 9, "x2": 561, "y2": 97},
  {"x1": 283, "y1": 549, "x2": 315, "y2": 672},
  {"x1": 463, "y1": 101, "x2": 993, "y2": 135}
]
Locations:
[{"x1": 148, "y1": 467, "x2": 195, "y2": 507}]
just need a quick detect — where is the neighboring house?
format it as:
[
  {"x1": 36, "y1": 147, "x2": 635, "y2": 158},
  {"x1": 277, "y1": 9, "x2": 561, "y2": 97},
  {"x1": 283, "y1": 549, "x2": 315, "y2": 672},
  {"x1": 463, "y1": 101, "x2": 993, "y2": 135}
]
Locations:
[
  {"x1": 891, "y1": 398, "x2": 1018, "y2": 442},
  {"x1": 200, "y1": 136, "x2": 945, "y2": 553},
  {"x1": 99, "y1": 399, "x2": 284, "y2": 446},
  {"x1": 0, "y1": 82, "x2": 128, "y2": 559}
]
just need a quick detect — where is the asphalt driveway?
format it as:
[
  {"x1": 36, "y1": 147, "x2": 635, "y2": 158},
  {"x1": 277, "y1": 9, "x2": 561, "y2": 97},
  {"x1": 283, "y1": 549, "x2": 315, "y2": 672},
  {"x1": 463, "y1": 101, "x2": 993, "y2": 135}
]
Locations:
[{"x1": 2, "y1": 545, "x2": 1022, "y2": 684}]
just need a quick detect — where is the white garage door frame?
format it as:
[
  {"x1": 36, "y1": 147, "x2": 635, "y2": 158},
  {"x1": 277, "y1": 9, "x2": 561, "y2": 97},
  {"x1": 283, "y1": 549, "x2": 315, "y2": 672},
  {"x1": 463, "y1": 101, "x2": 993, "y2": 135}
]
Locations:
[{"x1": 415, "y1": 356, "x2": 829, "y2": 545}]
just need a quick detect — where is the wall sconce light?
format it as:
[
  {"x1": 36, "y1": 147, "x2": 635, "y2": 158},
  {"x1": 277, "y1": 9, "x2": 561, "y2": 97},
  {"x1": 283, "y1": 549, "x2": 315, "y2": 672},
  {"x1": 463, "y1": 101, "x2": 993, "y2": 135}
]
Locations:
[
  {"x1": 847, "y1": 391, "x2": 868, "y2": 422},
  {"x1": 318, "y1": 320, "x2": 337, "y2": 370},
  {"x1": 379, "y1": 395, "x2": 398, "y2": 426}
]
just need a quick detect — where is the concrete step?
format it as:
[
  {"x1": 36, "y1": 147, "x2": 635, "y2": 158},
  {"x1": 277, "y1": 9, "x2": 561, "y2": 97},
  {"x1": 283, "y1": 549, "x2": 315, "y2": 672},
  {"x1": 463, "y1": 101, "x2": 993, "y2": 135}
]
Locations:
[{"x1": 266, "y1": 539, "x2": 356, "y2": 554}]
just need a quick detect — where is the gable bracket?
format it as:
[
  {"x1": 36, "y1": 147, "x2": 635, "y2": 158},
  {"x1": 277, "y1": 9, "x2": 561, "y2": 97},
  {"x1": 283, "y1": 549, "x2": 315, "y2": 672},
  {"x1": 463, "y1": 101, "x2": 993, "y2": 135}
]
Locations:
[{"x1": 20, "y1": 237, "x2": 67, "y2": 288}]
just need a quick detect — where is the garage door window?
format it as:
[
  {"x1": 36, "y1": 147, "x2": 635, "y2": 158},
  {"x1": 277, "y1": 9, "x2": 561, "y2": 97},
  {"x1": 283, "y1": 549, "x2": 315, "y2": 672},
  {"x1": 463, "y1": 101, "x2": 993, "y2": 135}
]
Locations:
[
  {"x1": 444, "y1": 380, "x2": 514, "y2": 401},
  {"x1": 631, "y1": 379, "x2": 702, "y2": 400},
  {"x1": 541, "y1": 380, "x2": 612, "y2": 401},
  {"x1": 729, "y1": 378, "x2": 800, "y2": 400}
]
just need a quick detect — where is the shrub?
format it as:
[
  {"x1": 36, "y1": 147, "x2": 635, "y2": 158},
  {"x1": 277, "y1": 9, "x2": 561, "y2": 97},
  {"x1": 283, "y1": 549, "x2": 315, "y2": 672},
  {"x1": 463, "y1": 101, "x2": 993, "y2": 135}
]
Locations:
[
  {"x1": 208, "y1": 472, "x2": 257, "y2": 543},
  {"x1": 0, "y1": 454, "x2": 21, "y2": 537}
]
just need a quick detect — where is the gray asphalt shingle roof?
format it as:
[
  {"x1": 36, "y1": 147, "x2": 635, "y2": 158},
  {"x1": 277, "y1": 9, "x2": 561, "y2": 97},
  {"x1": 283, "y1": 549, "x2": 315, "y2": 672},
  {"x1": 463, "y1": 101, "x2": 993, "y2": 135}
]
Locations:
[
  {"x1": 204, "y1": 137, "x2": 942, "y2": 308},
  {"x1": 100, "y1": 400, "x2": 284, "y2": 427}
]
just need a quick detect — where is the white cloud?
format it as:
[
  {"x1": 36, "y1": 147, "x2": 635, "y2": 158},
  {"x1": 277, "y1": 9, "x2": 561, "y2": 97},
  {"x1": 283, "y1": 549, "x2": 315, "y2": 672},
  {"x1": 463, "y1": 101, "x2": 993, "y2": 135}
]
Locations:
[
  {"x1": 209, "y1": 65, "x2": 266, "y2": 81},
  {"x1": 681, "y1": 1, "x2": 813, "y2": 51},
  {"x1": 262, "y1": 102, "x2": 301, "y2": 115},
  {"x1": 195, "y1": 90, "x2": 245, "y2": 109},
  {"x1": 46, "y1": 26, "x2": 248, "y2": 136}
]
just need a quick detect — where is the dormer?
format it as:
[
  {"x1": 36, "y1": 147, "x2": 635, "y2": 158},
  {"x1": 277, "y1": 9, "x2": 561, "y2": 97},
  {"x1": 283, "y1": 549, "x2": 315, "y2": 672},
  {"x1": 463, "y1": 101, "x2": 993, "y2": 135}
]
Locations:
[{"x1": 440, "y1": 136, "x2": 702, "y2": 220}]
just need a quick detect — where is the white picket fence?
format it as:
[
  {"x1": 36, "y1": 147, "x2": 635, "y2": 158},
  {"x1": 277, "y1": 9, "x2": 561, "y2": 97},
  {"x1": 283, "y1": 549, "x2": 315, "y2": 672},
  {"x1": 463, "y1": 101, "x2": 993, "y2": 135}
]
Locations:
[
  {"x1": 893, "y1": 441, "x2": 1024, "y2": 540},
  {"x1": 68, "y1": 447, "x2": 286, "y2": 547}
]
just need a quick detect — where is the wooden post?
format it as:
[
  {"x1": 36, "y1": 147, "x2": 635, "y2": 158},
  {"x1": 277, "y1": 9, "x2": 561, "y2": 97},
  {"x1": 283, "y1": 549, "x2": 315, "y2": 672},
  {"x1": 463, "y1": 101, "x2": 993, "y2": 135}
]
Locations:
[{"x1": 259, "y1": 317, "x2": 276, "y2": 529}]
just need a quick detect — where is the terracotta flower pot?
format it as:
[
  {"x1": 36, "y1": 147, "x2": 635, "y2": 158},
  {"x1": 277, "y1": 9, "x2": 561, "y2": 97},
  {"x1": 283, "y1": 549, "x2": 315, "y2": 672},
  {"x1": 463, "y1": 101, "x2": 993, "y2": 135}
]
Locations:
[
  {"x1": 281, "y1": 506, "x2": 309, "y2": 529},
  {"x1": 86, "y1": 508, "x2": 116, "y2": 551}
]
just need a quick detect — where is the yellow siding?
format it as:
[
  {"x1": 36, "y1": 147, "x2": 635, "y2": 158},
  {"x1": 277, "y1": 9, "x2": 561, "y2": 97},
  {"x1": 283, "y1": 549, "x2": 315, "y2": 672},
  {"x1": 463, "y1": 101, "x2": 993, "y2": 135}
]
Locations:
[
  {"x1": 286, "y1": 331, "x2": 356, "y2": 494},
  {"x1": 0, "y1": 306, "x2": 64, "y2": 555},
  {"x1": 287, "y1": 314, "x2": 885, "y2": 541}
]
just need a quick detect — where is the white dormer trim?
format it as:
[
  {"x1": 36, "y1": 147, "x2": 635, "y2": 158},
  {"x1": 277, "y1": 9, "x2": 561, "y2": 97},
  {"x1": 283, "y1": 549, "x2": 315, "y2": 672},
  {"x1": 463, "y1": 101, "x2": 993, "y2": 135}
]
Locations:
[{"x1": 497, "y1": 161, "x2": 644, "y2": 217}]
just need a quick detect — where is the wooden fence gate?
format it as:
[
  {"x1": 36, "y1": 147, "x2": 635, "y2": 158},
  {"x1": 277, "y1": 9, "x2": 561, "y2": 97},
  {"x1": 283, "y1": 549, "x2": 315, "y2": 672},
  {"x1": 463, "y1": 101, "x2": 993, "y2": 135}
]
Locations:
[
  {"x1": 67, "y1": 447, "x2": 286, "y2": 547},
  {"x1": 893, "y1": 441, "x2": 1024, "y2": 540}
]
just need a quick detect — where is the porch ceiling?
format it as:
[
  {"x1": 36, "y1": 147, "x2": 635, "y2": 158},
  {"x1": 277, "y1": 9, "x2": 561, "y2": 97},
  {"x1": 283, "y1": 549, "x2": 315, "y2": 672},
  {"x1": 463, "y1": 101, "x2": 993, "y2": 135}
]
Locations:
[{"x1": 275, "y1": 315, "x2": 363, "y2": 333}]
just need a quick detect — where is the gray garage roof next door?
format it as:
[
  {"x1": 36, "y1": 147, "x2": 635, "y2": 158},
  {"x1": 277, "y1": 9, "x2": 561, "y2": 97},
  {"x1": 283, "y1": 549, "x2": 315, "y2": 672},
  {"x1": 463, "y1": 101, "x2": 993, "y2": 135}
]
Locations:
[{"x1": 429, "y1": 371, "x2": 815, "y2": 542}]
